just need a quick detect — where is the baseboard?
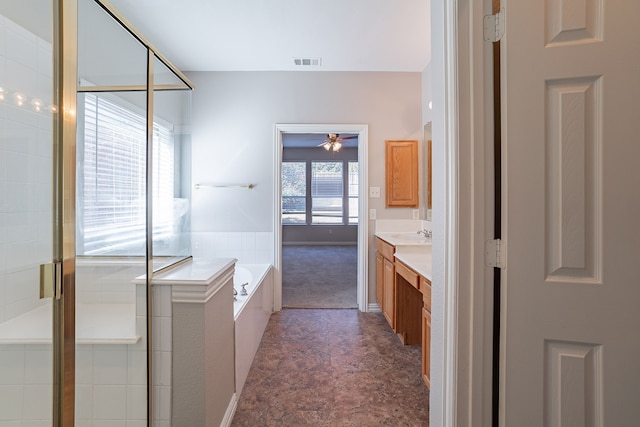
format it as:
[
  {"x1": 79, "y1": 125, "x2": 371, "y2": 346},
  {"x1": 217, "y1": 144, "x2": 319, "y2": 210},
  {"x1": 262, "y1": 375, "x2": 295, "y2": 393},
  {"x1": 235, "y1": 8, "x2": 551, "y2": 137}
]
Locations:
[
  {"x1": 368, "y1": 303, "x2": 381, "y2": 312},
  {"x1": 221, "y1": 392, "x2": 238, "y2": 427}
]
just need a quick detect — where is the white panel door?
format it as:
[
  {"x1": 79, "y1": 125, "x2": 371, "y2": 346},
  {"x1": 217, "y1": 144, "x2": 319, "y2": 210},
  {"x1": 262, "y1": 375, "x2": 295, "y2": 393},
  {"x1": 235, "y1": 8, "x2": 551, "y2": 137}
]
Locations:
[{"x1": 501, "y1": 0, "x2": 640, "y2": 425}]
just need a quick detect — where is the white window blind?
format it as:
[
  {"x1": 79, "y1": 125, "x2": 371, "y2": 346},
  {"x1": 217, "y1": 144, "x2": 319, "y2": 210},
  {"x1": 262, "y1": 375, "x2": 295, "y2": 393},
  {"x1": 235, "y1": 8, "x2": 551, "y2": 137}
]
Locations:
[{"x1": 79, "y1": 93, "x2": 174, "y2": 255}]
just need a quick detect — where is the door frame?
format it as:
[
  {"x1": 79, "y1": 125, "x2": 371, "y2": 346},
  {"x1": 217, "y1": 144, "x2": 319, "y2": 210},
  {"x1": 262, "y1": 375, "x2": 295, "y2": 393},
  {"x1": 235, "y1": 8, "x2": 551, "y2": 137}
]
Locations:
[
  {"x1": 430, "y1": 0, "x2": 494, "y2": 425},
  {"x1": 273, "y1": 124, "x2": 369, "y2": 312}
]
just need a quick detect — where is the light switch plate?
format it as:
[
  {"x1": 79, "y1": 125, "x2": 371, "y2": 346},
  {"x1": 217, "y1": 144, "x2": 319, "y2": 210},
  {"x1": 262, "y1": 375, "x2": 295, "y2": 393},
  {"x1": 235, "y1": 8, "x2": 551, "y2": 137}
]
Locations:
[
  {"x1": 412, "y1": 209, "x2": 420, "y2": 219},
  {"x1": 369, "y1": 187, "x2": 380, "y2": 198},
  {"x1": 369, "y1": 209, "x2": 377, "y2": 220}
]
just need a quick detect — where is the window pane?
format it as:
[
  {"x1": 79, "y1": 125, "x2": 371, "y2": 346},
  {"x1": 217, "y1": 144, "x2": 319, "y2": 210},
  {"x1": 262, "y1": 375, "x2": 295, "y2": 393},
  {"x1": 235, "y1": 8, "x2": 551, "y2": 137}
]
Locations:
[
  {"x1": 311, "y1": 162, "x2": 343, "y2": 224},
  {"x1": 282, "y1": 162, "x2": 306, "y2": 224},
  {"x1": 77, "y1": 92, "x2": 179, "y2": 256},
  {"x1": 152, "y1": 56, "x2": 192, "y2": 270},
  {"x1": 348, "y1": 162, "x2": 359, "y2": 224},
  {"x1": 77, "y1": 92, "x2": 147, "y2": 256}
]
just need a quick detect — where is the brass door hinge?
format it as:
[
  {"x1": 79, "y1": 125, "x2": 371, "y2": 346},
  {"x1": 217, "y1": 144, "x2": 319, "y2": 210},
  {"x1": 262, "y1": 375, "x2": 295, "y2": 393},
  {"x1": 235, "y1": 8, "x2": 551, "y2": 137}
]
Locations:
[{"x1": 40, "y1": 261, "x2": 62, "y2": 299}]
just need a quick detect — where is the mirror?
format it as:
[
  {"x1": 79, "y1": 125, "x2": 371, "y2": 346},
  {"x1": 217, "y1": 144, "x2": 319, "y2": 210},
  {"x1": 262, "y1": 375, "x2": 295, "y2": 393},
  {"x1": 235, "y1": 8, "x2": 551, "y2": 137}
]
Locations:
[{"x1": 423, "y1": 122, "x2": 433, "y2": 219}]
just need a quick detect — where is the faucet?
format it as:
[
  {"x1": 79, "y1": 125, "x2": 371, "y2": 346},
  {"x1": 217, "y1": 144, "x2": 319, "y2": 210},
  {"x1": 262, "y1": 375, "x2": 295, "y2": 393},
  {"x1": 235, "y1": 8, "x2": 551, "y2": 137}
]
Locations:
[
  {"x1": 233, "y1": 288, "x2": 238, "y2": 301},
  {"x1": 417, "y1": 229, "x2": 432, "y2": 239},
  {"x1": 241, "y1": 282, "x2": 249, "y2": 296}
]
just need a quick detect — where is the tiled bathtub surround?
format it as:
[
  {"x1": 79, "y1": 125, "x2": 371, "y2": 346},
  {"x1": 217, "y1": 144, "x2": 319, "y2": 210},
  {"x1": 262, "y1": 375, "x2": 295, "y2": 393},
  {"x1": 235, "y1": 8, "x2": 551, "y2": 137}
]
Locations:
[{"x1": 191, "y1": 231, "x2": 274, "y2": 264}]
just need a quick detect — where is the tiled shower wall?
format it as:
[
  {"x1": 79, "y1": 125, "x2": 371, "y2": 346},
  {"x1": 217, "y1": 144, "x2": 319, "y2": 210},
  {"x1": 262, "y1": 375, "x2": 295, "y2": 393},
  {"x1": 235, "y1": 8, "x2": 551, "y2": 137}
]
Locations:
[{"x1": 0, "y1": 14, "x2": 54, "y2": 324}]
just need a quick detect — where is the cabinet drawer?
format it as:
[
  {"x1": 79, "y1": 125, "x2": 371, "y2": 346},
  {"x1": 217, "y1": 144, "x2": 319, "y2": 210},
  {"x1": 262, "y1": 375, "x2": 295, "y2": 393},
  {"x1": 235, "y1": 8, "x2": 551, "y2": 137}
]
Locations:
[
  {"x1": 422, "y1": 277, "x2": 431, "y2": 311},
  {"x1": 375, "y1": 237, "x2": 395, "y2": 260},
  {"x1": 396, "y1": 260, "x2": 419, "y2": 290}
]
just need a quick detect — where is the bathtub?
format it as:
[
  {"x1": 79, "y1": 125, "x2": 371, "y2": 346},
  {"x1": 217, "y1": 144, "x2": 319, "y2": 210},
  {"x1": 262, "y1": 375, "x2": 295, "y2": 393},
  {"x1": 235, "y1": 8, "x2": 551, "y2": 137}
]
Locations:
[{"x1": 232, "y1": 264, "x2": 273, "y2": 395}]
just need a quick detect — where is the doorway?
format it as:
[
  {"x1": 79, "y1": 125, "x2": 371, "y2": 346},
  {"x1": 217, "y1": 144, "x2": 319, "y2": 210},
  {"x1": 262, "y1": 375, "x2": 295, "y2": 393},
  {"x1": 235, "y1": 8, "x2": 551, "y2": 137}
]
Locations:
[
  {"x1": 273, "y1": 124, "x2": 369, "y2": 312},
  {"x1": 280, "y1": 133, "x2": 359, "y2": 308}
]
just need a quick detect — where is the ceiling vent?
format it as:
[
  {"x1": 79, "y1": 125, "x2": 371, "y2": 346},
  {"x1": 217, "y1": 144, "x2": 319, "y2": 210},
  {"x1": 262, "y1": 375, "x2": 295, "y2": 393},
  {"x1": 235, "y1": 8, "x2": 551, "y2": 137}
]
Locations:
[{"x1": 293, "y1": 57, "x2": 322, "y2": 67}]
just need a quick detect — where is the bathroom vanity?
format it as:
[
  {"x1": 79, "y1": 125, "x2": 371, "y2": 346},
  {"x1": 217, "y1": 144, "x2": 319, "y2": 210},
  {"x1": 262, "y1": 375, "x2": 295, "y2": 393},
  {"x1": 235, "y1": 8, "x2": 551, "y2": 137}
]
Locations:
[{"x1": 374, "y1": 229, "x2": 432, "y2": 388}]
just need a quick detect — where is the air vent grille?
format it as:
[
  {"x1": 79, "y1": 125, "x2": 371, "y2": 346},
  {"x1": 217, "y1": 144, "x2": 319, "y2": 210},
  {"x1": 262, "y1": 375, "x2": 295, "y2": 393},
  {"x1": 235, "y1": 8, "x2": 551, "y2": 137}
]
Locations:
[{"x1": 293, "y1": 57, "x2": 322, "y2": 67}]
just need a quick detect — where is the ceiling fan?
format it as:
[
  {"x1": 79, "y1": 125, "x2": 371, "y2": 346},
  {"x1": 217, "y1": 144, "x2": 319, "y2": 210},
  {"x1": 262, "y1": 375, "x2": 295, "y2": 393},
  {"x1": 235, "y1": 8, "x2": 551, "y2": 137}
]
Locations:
[{"x1": 317, "y1": 133, "x2": 358, "y2": 152}]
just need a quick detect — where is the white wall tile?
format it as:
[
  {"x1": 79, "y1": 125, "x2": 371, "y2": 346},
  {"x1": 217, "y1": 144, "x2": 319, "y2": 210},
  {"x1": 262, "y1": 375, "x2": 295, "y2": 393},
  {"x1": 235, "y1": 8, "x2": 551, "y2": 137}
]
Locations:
[
  {"x1": 0, "y1": 385, "x2": 23, "y2": 420},
  {"x1": 93, "y1": 385, "x2": 127, "y2": 420},
  {"x1": 24, "y1": 349, "x2": 51, "y2": 385},
  {"x1": 75, "y1": 384, "x2": 94, "y2": 420},
  {"x1": 126, "y1": 350, "x2": 146, "y2": 385},
  {"x1": 93, "y1": 420, "x2": 127, "y2": 427},
  {"x1": 22, "y1": 385, "x2": 51, "y2": 420},
  {"x1": 152, "y1": 286, "x2": 172, "y2": 318},
  {"x1": 228, "y1": 235, "x2": 242, "y2": 258},
  {"x1": 4, "y1": 25, "x2": 36, "y2": 67},
  {"x1": 75, "y1": 347, "x2": 94, "y2": 385},
  {"x1": 152, "y1": 385, "x2": 171, "y2": 422},
  {"x1": 93, "y1": 349, "x2": 128, "y2": 385},
  {"x1": 22, "y1": 420, "x2": 51, "y2": 427},
  {"x1": 131, "y1": 315, "x2": 147, "y2": 352},
  {"x1": 152, "y1": 317, "x2": 172, "y2": 353},
  {"x1": 191, "y1": 232, "x2": 203, "y2": 257},
  {"x1": 0, "y1": 301, "x2": 6, "y2": 324},
  {"x1": 153, "y1": 351, "x2": 171, "y2": 386},
  {"x1": 36, "y1": 39, "x2": 52, "y2": 79},
  {"x1": 0, "y1": 348, "x2": 25, "y2": 384},
  {"x1": 4, "y1": 60, "x2": 37, "y2": 103},
  {"x1": 126, "y1": 385, "x2": 147, "y2": 420},
  {"x1": 255, "y1": 250, "x2": 272, "y2": 264},
  {"x1": 5, "y1": 298, "x2": 36, "y2": 321},
  {"x1": 5, "y1": 151, "x2": 28, "y2": 182}
]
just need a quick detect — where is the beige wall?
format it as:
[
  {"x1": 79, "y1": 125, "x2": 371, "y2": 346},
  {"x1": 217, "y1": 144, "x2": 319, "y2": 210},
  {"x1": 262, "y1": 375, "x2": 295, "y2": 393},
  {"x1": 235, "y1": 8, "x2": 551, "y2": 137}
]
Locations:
[
  {"x1": 187, "y1": 71, "x2": 423, "y2": 233},
  {"x1": 187, "y1": 71, "x2": 423, "y2": 303}
]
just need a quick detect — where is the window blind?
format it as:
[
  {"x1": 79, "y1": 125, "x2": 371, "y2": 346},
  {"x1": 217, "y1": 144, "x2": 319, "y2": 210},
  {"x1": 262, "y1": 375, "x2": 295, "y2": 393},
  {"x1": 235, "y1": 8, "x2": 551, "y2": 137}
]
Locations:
[{"x1": 79, "y1": 93, "x2": 174, "y2": 255}]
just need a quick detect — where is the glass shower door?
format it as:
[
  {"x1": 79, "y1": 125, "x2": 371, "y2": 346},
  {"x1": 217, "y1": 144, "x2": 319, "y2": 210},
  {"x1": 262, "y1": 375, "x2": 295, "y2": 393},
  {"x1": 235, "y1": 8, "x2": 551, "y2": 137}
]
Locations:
[
  {"x1": 76, "y1": 0, "x2": 150, "y2": 424},
  {"x1": 0, "y1": 0, "x2": 56, "y2": 424}
]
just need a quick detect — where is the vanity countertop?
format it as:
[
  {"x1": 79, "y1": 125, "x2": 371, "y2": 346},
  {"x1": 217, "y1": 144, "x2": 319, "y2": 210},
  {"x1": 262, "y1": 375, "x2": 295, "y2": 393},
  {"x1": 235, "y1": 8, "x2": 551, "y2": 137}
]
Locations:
[
  {"x1": 375, "y1": 231, "x2": 431, "y2": 247},
  {"x1": 375, "y1": 232, "x2": 432, "y2": 281},
  {"x1": 394, "y1": 245, "x2": 432, "y2": 281}
]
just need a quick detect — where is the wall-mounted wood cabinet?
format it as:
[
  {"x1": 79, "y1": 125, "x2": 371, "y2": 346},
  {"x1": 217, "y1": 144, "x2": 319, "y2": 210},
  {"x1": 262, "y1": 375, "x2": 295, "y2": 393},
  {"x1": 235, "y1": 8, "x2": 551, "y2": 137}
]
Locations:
[{"x1": 385, "y1": 140, "x2": 419, "y2": 208}]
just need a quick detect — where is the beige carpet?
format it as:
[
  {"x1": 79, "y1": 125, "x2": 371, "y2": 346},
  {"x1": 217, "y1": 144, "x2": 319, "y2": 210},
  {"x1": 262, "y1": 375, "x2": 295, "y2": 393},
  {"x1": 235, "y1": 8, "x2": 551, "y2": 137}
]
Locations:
[{"x1": 282, "y1": 245, "x2": 357, "y2": 309}]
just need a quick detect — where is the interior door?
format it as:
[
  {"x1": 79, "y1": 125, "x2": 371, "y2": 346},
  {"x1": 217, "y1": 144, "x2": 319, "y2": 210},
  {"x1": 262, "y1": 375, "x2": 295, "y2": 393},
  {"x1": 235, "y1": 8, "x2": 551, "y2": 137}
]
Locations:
[{"x1": 501, "y1": 0, "x2": 640, "y2": 425}]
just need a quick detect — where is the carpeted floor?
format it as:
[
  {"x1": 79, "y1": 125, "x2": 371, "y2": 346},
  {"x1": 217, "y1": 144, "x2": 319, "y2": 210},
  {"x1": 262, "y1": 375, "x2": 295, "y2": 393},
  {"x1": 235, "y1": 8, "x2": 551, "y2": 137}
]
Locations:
[
  {"x1": 282, "y1": 245, "x2": 358, "y2": 309},
  {"x1": 230, "y1": 309, "x2": 430, "y2": 426}
]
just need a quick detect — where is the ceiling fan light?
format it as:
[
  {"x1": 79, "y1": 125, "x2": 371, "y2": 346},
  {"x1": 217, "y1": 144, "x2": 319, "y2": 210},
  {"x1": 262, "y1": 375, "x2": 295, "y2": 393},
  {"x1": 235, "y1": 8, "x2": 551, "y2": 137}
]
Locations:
[
  {"x1": 323, "y1": 142, "x2": 332, "y2": 150},
  {"x1": 333, "y1": 142, "x2": 342, "y2": 151}
]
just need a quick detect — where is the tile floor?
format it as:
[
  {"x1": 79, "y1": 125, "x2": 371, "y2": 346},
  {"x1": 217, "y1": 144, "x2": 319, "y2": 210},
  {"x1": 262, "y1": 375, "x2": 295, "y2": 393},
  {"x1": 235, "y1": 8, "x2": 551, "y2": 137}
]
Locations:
[{"x1": 231, "y1": 309, "x2": 430, "y2": 426}]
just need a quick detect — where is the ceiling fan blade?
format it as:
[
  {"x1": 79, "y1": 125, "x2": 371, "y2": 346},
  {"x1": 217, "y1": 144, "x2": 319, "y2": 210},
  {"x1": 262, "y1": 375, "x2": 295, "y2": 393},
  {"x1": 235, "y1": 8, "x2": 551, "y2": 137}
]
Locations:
[{"x1": 337, "y1": 135, "x2": 358, "y2": 141}]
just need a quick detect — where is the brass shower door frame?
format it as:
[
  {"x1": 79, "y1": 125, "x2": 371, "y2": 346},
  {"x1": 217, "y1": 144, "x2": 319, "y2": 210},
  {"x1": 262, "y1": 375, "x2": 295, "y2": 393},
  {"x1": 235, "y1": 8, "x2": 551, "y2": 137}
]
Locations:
[{"x1": 51, "y1": 0, "x2": 194, "y2": 425}]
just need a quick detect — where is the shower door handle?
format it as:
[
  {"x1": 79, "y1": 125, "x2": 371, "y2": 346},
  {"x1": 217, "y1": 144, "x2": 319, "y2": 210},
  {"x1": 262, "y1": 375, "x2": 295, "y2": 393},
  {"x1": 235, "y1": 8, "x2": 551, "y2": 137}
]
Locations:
[{"x1": 40, "y1": 261, "x2": 62, "y2": 300}]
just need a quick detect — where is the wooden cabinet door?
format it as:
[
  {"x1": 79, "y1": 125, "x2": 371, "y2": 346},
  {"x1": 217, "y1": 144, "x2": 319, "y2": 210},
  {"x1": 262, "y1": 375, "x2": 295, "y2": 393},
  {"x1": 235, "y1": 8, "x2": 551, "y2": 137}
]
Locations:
[
  {"x1": 385, "y1": 140, "x2": 418, "y2": 207},
  {"x1": 422, "y1": 306, "x2": 431, "y2": 388},
  {"x1": 382, "y1": 258, "x2": 395, "y2": 330},
  {"x1": 375, "y1": 252, "x2": 384, "y2": 309}
]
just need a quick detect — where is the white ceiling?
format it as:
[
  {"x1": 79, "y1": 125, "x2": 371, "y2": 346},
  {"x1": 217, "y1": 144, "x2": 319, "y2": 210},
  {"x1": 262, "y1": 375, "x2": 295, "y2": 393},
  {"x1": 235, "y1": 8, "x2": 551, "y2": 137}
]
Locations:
[{"x1": 106, "y1": 0, "x2": 431, "y2": 72}]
